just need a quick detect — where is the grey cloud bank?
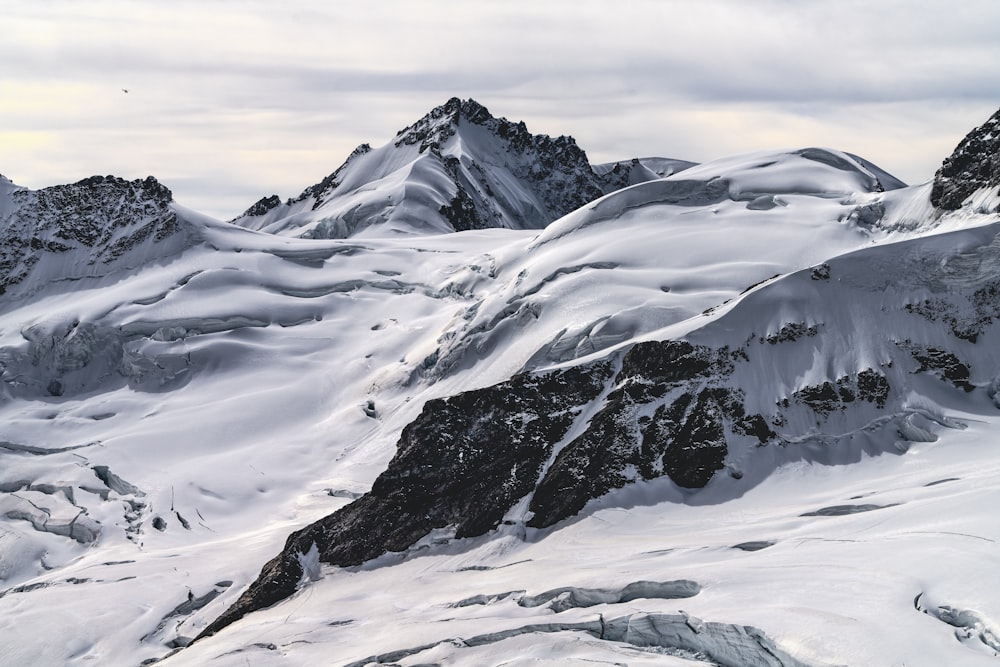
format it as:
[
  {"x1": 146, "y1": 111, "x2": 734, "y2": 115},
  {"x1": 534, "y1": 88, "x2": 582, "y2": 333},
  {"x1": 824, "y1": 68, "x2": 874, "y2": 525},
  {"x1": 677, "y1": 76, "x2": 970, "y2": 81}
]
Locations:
[{"x1": 3, "y1": 0, "x2": 999, "y2": 219}]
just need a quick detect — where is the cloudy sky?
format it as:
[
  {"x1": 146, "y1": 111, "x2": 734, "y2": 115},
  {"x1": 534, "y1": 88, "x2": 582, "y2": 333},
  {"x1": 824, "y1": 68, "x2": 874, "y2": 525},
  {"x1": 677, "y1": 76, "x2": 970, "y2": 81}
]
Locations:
[{"x1": 4, "y1": 0, "x2": 999, "y2": 219}]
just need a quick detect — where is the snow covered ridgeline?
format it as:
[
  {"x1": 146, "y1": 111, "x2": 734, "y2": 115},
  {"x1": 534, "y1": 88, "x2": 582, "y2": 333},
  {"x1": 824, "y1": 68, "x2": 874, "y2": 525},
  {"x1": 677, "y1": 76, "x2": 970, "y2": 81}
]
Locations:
[
  {"x1": 200, "y1": 208, "x2": 1000, "y2": 642},
  {"x1": 0, "y1": 174, "x2": 190, "y2": 300},
  {"x1": 230, "y1": 97, "x2": 681, "y2": 239}
]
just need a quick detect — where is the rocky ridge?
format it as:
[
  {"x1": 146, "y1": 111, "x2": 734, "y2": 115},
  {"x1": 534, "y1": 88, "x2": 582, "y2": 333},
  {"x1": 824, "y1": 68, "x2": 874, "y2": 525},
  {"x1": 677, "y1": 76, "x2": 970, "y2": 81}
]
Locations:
[
  {"x1": 0, "y1": 175, "x2": 189, "y2": 300},
  {"x1": 932, "y1": 107, "x2": 1000, "y2": 211}
]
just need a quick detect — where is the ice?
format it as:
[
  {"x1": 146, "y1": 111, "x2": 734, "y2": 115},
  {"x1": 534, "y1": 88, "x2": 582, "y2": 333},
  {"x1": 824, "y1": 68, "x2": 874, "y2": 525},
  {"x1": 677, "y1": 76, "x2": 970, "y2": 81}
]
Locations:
[{"x1": 1, "y1": 119, "x2": 1000, "y2": 666}]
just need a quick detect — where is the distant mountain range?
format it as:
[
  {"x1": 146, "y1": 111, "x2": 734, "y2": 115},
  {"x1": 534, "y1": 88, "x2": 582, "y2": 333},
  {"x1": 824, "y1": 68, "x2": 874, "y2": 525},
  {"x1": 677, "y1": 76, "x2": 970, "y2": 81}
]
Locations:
[{"x1": 1, "y1": 100, "x2": 999, "y2": 667}]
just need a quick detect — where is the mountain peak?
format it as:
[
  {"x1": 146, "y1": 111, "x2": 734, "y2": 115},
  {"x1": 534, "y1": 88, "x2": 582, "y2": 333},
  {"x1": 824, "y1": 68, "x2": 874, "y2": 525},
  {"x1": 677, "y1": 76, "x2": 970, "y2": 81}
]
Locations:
[
  {"x1": 234, "y1": 98, "x2": 634, "y2": 237},
  {"x1": 394, "y1": 97, "x2": 498, "y2": 152}
]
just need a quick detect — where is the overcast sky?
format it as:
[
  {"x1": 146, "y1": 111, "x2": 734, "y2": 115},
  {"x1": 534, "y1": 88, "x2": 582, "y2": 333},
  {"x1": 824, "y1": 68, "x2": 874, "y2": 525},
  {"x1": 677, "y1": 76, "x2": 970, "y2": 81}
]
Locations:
[{"x1": 4, "y1": 0, "x2": 999, "y2": 219}]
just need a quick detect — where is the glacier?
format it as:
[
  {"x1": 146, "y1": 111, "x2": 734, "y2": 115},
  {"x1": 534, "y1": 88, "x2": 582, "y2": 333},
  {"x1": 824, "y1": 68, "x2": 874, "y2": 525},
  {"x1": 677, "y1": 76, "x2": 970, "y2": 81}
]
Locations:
[{"x1": 0, "y1": 100, "x2": 999, "y2": 666}]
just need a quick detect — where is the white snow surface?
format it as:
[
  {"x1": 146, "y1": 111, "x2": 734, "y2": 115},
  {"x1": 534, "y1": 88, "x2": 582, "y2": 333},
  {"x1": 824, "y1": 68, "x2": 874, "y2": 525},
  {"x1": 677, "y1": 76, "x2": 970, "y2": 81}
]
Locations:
[{"x1": 0, "y1": 148, "x2": 999, "y2": 667}]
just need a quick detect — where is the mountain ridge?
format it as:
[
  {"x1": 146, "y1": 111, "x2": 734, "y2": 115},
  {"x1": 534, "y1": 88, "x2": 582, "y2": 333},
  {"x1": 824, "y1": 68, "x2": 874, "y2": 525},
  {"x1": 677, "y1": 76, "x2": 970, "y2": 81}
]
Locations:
[
  {"x1": 0, "y1": 174, "x2": 193, "y2": 303},
  {"x1": 229, "y1": 97, "x2": 690, "y2": 238}
]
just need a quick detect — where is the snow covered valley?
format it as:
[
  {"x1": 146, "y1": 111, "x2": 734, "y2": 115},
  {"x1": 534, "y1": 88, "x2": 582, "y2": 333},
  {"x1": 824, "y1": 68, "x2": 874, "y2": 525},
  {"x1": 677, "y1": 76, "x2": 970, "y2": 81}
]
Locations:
[{"x1": 2, "y1": 100, "x2": 1000, "y2": 666}]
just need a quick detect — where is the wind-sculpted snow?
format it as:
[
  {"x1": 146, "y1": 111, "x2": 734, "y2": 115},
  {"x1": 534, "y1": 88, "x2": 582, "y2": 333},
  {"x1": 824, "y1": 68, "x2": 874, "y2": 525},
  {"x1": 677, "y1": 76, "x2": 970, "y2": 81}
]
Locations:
[
  {"x1": 342, "y1": 611, "x2": 809, "y2": 667},
  {"x1": 530, "y1": 146, "x2": 914, "y2": 256},
  {"x1": 515, "y1": 579, "x2": 702, "y2": 611}
]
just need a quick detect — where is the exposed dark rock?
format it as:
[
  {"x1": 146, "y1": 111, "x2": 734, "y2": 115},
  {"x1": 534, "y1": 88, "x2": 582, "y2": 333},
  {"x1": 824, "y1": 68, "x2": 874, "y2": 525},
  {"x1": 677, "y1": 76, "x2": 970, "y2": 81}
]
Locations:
[
  {"x1": 527, "y1": 342, "x2": 741, "y2": 528},
  {"x1": 856, "y1": 369, "x2": 890, "y2": 408},
  {"x1": 292, "y1": 143, "x2": 372, "y2": 209},
  {"x1": 902, "y1": 277, "x2": 1000, "y2": 344},
  {"x1": 763, "y1": 322, "x2": 819, "y2": 344},
  {"x1": 393, "y1": 98, "x2": 611, "y2": 229},
  {"x1": 733, "y1": 413, "x2": 778, "y2": 444},
  {"x1": 784, "y1": 370, "x2": 892, "y2": 415},
  {"x1": 909, "y1": 345, "x2": 974, "y2": 392},
  {"x1": 931, "y1": 107, "x2": 1000, "y2": 211},
  {"x1": 237, "y1": 194, "x2": 281, "y2": 219},
  {"x1": 810, "y1": 263, "x2": 831, "y2": 281},
  {"x1": 790, "y1": 382, "x2": 842, "y2": 415},
  {"x1": 904, "y1": 295, "x2": 994, "y2": 343},
  {"x1": 200, "y1": 334, "x2": 906, "y2": 639},
  {"x1": 438, "y1": 155, "x2": 494, "y2": 231},
  {"x1": 196, "y1": 361, "x2": 615, "y2": 639},
  {"x1": 202, "y1": 332, "x2": 839, "y2": 637},
  {"x1": 741, "y1": 274, "x2": 782, "y2": 295},
  {"x1": 592, "y1": 157, "x2": 696, "y2": 193}
]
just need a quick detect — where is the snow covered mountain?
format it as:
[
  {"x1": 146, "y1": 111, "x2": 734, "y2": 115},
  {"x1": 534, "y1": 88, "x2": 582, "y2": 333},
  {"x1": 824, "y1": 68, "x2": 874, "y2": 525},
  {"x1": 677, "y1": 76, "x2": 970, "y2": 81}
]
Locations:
[
  {"x1": 2, "y1": 103, "x2": 1000, "y2": 667},
  {"x1": 230, "y1": 98, "x2": 684, "y2": 238},
  {"x1": 0, "y1": 174, "x2": 192, "y2": 301}
]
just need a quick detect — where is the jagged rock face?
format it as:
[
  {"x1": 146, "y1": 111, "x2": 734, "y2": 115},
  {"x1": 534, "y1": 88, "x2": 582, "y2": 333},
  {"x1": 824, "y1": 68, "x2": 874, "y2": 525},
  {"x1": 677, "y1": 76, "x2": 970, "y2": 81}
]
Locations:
[
  {"x1": 403, "y1": 98, "x2": 610, "y2": 230},
  {"x1": 0, "y1": 175, "x2": 185, "y2": 298},
  {"x1": 527, "y1": 342, "x2": 743, "y2": 527},
  {"x1": 931, "y1": 106, "x2": 1000, "y2": 210},
  {"x1": 198, "y1": 362, "x2": 616, "y2": 637},
  {"x1": 199, "y1": 327, "x2": 905, "y2": 637},
  {"x1": 237, "y1": 194, "x2": 281, "y2": 219}
]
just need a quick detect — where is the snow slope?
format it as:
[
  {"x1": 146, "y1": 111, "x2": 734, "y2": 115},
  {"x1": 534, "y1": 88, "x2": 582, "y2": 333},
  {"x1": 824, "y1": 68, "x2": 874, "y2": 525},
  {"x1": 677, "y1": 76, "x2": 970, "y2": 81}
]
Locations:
[{"x1": 2, "y1": 105, "x2": 1000, "y2": 666}]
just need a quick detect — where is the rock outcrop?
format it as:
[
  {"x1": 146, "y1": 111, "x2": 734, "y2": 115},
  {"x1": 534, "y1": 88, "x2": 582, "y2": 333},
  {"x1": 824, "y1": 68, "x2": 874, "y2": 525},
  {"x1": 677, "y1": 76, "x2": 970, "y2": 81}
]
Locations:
[{"x1": 931, "y1": 106, "x2": 1000, "y2": 210}]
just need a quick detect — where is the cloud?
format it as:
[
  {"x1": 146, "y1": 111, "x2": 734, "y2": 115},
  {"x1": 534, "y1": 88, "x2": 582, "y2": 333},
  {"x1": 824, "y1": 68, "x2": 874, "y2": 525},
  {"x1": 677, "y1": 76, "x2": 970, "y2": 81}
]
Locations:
[{"x1": 2, "y1": 0, "x2": 999, "y2": 218}]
